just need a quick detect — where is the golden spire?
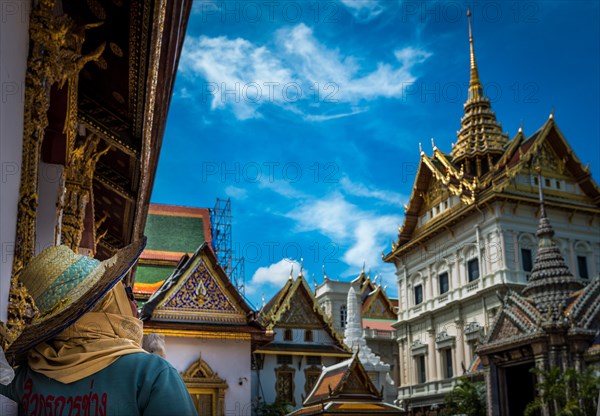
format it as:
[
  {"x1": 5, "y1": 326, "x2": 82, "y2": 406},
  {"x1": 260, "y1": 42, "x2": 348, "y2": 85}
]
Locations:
[
  {"x1": 451, "y1": 7, "x2": 508, "y2": 175},
  {"x1": 467, "y1": 8, "x2": 483, "y2": 102}
]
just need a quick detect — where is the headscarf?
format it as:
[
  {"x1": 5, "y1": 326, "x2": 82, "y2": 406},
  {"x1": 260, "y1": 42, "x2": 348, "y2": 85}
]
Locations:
[{"x1": 27, "y1": 283, "x2": 147, "y2": 383}]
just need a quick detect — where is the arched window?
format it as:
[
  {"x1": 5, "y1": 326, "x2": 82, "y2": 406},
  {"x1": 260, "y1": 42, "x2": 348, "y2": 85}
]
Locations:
[
  {"x1": 519, "y1": 233, "x2": 537, "y2": 279},
  {"x1": 283, "y1": 329, "x2": 293, "y2": 341},
  {"x1": 574, "y1": 241, "x2": 592, "y2": 279},
  {"x1": 304, "y1": 330, "x2": 313, "y2": 342},
  {"x1": 340, "y1": 304, "x2": 347, "y2": 328}
]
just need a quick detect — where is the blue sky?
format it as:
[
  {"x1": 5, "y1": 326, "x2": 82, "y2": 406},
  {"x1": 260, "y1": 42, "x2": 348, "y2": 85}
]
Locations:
[{"x1": 151, "y1": 0, "x2": 600, "y2": 307}]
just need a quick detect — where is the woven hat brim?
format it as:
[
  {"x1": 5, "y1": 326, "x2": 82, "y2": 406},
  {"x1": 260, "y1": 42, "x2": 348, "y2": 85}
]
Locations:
[{"x1": 5, "y1": 239, "x2": 146, "y2": 360}]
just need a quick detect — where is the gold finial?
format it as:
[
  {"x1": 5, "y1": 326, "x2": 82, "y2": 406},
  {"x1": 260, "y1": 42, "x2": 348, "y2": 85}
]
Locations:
[
  {"x1": 467, "y1": 7, "x2": 483, "y2": 101},
  {"x1": 289, "y1": 265, "x2": 294, "y2": 280},
  {"x1": 419, "y1": 142, "x2": 423, "y2": 154},
  {"x1": 549, "y1": 106, "x2": 554, "y2": 119},
  {"x1": 519, "y1": 120, "x2": 523, "y2": 132},
  {"x1": 431, "y1": 137, "x2": 436, "y2": 150}
]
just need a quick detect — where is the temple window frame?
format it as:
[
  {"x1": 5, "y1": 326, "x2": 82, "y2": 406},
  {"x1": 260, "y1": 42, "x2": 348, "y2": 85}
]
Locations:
[{"x1": 467, "y1": 257, "x2": 480, "y2": 282}]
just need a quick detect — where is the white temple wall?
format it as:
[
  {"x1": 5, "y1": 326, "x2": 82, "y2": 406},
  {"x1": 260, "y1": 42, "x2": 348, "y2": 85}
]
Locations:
[
  {"x1": 163, "y1": 336, "x2": 252, "y2": 415},
  {"x1": 0, "y1": 0, "x2": 30, "y2": 324},
  {"x1": 257, "y1": 354, "x2": 339, "y2": 409},
  {"x1": 393, "y1": 196, "x2": 599, "y2": 407}
]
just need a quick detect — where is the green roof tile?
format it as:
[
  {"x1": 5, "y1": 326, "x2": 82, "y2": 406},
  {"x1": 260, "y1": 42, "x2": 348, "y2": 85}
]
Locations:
[
  {"x1": 144, "y1": 214, "x2": 205, "y2": 252},
  {"x1": 136, "y1": 264, "x2": 173, "y2": 284}
]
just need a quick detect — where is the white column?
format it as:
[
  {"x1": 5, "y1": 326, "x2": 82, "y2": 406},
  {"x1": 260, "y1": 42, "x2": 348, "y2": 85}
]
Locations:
[
  {"x1": 455, "y1": 319, "x2": 465, "y2": 372},
  {"x1": 497, "y1": 228, "x2": 506, "y2": 271},
  {"x1": 512, "y1": 230, "x2": 519, "y2": 271},
  {"x1": 404, "y1": 268, "x2": 410, "y2": 313},
  {"x1": 427, "y1": 330, "x2": 436, "y2": 381},
  {"x1": 435, "y1": 346, "x2": 443, "y2": 380},
  {"x1": 426, "y1": 266, "x2": 433, "y2": 301},
  {"x1": 407, "y1": 328, "x2": 414, "y2": 385},
  {"x1": 454, "y1": 249, "x2": 461, "y2": 288}
]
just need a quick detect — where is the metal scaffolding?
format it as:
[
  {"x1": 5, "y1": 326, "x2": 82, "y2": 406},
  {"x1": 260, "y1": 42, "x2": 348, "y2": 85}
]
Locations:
[{"x1": 210, "y1": 198, "x2": 245, "y2": 294}]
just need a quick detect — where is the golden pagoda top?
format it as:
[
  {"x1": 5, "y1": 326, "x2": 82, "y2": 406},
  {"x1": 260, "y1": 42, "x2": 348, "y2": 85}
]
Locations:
[{"x1": 451, "y1": 8, "x2": 509, "y2": 175}]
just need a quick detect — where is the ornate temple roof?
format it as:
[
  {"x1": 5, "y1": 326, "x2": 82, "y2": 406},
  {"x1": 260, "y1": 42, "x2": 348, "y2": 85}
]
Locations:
[
  {"x1": 362, "y1": 285, "x2": 397, "y2": 320},
  {"x1": 140, "y1": 243, "x2": 263, "y2": 337},
  {"x1": 385, "y1": 116, "x2": 600, "y2": 261},
  {"x1": 287, "y1": 353, "x2": 401, "y2": 415},
  {"x1": 478, "y1": 185, "x2": 599, "y2": 354},
  {"x1": 383, "y1": 11, "x2": 599, "y2": 262},
  {"x1": 257, "y1": 274, "x2": 350, "y2": 356}
]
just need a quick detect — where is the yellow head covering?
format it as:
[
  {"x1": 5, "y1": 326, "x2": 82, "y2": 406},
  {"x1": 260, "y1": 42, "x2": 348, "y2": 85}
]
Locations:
[{"x1": 27, "y1": 284, "x2": 146, "y2": 383}]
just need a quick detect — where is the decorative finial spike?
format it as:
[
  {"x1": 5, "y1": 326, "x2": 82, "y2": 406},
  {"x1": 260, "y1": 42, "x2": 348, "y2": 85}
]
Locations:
[
  {"x1": 536, "y1": 170, "x2": 546, "y2": 220},
  {"x1": 466, "y1": 6, "x2": 482, "y2": 100},
  {"x1": 289, "y1": 265, "x2": 294, "y2": 280},
  {"x1": 519, "y1": 120, "x2": 523, "y2": 132},
  {"x1": 419, "y1": 142, "x2": 423, "y2": 155},
  {"x1": 550, "y1": 106, "x2": 554, "y2": 119},
  {"x1": 431, "y1": 137, "x2": 436, "y2": 150}
]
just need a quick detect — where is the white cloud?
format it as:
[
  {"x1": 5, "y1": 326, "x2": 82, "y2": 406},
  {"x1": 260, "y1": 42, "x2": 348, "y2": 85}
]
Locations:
[
  {"x1": 285, "y1": 192, "x2": 401, "y2": 270},
  {"x1": 340, "y1": 0, "x2": 385, "y2": 22},
  {"x1": 304, "y1": 107, "x2": 368, "y2": 122},
  {"x1": 340, "y1": 177, "x2": 407, "y2": 207},
  {"x1": 180, "y1": 35, "x2": 293, "y2": 119},
  {"x1": 225, "y1": 185, "x2": 248, "y2": 200},
  {"x1": 286, "y1": 192, "x2": 355, "y2": 239},
  {"x1": 342, "y1": 215, "x2": 398, "y2": 269},
  {"x1": 257, "y1": 178, "x2": 309, "y2": 199},
  {"x1": 247, "y1": 258, "x2": 302, "y2": 295},
  {"x1": 179, "y1": 24, "x2": 430, "y2": 120}
]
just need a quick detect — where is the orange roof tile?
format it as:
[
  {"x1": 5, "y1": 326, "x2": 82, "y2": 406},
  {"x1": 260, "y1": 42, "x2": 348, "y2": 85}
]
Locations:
[{"x1": 362, "y1": 318, "x2": 395, "y2": 332}]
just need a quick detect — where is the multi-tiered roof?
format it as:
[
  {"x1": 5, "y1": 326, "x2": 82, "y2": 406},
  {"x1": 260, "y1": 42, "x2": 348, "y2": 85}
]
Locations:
[
  {"x1": 384, "y1": 12, "x2": 600, "y2": 260},
  {"x1": 478, "y1": 180, "x2": 599, "y2": 356}
]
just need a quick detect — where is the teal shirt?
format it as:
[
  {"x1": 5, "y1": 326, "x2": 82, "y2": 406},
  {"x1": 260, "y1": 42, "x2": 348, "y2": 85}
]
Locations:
[{"x1": 0, "y1": 353, "x2": 198, "y2": 416}]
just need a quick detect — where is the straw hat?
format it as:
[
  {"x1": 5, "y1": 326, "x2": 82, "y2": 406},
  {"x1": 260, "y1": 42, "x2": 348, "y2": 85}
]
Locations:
[{"x1": 5, "y1": 239, "x2": 145, "y2": 358}]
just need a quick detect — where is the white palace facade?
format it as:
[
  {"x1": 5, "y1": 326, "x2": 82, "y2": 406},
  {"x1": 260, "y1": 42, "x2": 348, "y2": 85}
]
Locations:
[{"x1": 383, "y1": 11, "x2": 600, "y2": 412}]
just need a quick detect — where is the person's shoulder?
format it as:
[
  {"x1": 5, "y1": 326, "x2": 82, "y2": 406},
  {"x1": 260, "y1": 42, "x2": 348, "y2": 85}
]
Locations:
[{"x1": 114, "y1": 352, "x2": 174, "y2": 372}]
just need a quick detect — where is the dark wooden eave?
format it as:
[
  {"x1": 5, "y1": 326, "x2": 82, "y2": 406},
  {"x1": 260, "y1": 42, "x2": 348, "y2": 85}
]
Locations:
[{"x1": 59, "y1": 0, "x2": 192, "y2": 260}]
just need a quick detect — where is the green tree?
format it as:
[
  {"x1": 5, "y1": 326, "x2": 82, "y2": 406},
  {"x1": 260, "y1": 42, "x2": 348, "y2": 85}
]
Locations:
[
  {"x1": 442, "y1": 376, "x2": 487, "y2": 416},
  {"x1": 255, "y1": 399, "x2": 292, "y2": 416},
  {"x1": 524, "y1": 366, "x2": 599, "y2": 416}
]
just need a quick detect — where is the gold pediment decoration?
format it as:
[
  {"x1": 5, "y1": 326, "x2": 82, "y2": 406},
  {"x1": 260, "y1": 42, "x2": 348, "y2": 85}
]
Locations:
[
  {"x1": 260, "y1": 275, "x2": 350, "y2": 351},
  {"x1": 488, "y1": 314, "x2": 522, "y2": 344},
  {"x1": 151, "y1": 246, "x2": 248, "y2": 324},
  {"x1": 279, "y1": 289, "x2": 325, "y2": 329},
  {"x1": 162, "y1": 261, "x2": 237, "y2": 312},
  {"x1": 183, "y1": 356, "x2": 224, "y2": 382},
  {"x1": 342, "y1": 370, "x2": 366, "y2": 394},
  {"x1": 363, "y1": 287, "x2": 396, "y2": 320}
]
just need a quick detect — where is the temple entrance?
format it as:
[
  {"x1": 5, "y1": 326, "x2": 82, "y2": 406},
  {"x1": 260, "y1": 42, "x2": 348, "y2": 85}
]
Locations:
[
  {"x1": 501, "y1": 361, "x2": 536, "y2": 416},
  {"x1": 182, "y1": 357, "x2": 228, "y2": 416}
]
